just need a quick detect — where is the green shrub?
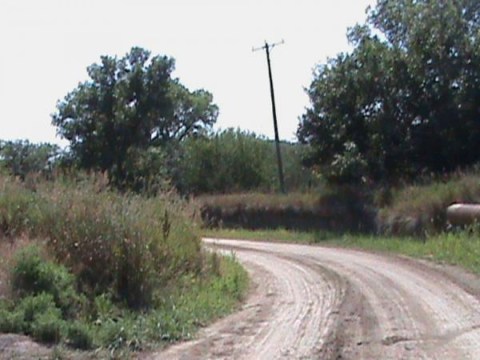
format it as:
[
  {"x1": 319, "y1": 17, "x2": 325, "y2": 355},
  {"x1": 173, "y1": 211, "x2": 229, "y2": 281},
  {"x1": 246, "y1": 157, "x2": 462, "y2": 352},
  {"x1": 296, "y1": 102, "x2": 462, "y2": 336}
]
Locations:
[
  {"x1": 11, "y1": 244, "x2": 83, "y2": 317},
  {"x1": 93, "y1": 293, "x2": 119, "y2": 321},
  {"x1": 16, "y1": 293, "x2": 59, "y2": 325},
  {"x1": 98, "y1": 317, "x2": 137, "y2": 352},
  {"x1": 175, "y1": 129, "x2": 271, "y2": 194},
  {"x1": 66, "y1": 321, "x2": 94, "y2": 350},
  {"x1": 175, "y1": 128, "x2": 317, "y2": 194},
  {"x1": 0, "y1": 307, "x2": 25, "y2": 333},
  {"x1": 31, "y1": 308, "x2": 65, "y2": 343}
]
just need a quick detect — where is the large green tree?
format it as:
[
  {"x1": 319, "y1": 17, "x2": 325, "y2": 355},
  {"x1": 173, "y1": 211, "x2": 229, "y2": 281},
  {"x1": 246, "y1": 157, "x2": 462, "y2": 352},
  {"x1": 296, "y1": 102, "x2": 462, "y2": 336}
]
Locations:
[
  {"x1": 52, "y1": 47, "x2": 218, "y2": 188},
  {"x1": 298, "y1": 0, "x2": 480, "y2": 184}
]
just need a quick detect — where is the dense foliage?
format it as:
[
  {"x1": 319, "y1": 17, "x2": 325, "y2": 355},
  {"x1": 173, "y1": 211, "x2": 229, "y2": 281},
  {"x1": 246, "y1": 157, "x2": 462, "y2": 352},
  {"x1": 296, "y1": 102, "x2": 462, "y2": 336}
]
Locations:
[
  {"x1": 0, "y1": 175, "x2": 247, "y2": 353},
  {"x1": 0, "y1": 175, "x2": 201, "y2": 308},
  {"x1": 298, "y1": 0, "x2": 480, "y2": 184},
  {"x1": 175, "y1": 129, "x2": 271, "y2": 194},
  {"x1": 51, "y1": 47, "x2": 218, "y2": 190},
  {"x1": 0, "y1": 140, "x2": 59, "y2": 180},
  {"x1": 0, "y1": 131, "x2": 316, "y2": 195},
  {"x1": 174, "y1": 129, "x2": 317, "y2": 194}
]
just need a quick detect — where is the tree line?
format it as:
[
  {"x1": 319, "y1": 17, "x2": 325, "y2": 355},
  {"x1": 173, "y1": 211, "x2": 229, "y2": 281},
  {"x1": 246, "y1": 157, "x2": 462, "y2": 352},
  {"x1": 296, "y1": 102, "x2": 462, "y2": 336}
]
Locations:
[
  {"x1": 2, "y1": 0, "x2": 480, "y2": 192},
  {"x1": 2, "y1": 47, "x2": 314, "y2": 194},
  {"x1": 0, "y1": 132, "x2": 314, "y2": 194}
]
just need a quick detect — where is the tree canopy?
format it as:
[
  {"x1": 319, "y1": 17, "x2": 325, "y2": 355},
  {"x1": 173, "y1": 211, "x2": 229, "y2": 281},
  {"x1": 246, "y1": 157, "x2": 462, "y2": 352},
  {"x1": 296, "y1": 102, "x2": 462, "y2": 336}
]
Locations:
[
  {"x1": 52, "y1": 47, "x2": 218, "y2": 188},
  {"x1": 298, "y1": 0, "x2": 480, "y2": 184}
]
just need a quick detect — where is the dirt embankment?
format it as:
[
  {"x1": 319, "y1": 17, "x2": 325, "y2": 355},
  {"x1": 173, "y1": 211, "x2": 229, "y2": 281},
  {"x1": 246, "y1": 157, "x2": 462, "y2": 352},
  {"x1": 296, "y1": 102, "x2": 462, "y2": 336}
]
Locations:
[{"x1": 150, "y1": 239, "x2": 480, "y2": 359}]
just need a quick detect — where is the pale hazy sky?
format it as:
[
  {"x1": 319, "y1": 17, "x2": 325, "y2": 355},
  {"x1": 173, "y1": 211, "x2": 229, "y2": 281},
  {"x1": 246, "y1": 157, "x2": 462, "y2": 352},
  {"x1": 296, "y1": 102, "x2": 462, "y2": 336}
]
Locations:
[{"x1": 0, "y1": 0, "x2": 375, "y2": 145}]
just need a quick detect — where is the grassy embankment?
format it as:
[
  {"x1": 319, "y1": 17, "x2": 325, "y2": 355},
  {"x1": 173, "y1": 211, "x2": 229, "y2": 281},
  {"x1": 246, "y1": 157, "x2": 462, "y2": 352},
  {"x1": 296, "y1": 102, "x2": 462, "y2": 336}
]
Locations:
[
  {"x1": 0, "y1": 175, "x2": 247, "y2": 357},
  {"x1": 202, "y1": 171, "x2": 480, "y2": 275},
  {"x1": 199, "y1": 187, "x2": 374, "y2": 233}
]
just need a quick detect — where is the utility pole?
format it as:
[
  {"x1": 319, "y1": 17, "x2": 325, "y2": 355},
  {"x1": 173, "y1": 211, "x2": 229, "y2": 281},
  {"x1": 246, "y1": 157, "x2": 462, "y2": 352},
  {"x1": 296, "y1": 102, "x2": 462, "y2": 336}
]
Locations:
[{"x1": 253, "y1": 40, "x2": 286, "y2": 194}]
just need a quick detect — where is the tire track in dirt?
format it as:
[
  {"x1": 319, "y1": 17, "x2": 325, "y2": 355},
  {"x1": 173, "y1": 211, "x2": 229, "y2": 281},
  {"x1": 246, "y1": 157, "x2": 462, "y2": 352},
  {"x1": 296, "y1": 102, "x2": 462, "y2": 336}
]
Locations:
[{"x1": 149, "y1": 239, "x2": 480, "y2": 359}]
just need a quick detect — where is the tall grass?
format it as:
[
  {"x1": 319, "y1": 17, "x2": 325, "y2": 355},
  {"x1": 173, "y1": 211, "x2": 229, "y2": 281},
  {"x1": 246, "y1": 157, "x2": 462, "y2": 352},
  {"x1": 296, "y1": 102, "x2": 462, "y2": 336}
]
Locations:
[
  {"x1": 198, "y1": 186, "x2": 375, "y2": 233},
  {"x1": 198, "y1": 192, "x2": 322, "y2": 211},
  {"x1": 0, "y1": 174, "x2": 248, "y2": 354},
  {"x1": 0, "y1": 175, "x2": 202, "y2": 308},
  {"x1": 377, "y1": 171, "x2": 480, "y2": 235},
  {"x1": 337, "y1": 231, "x2": 480, "y2": 274}
]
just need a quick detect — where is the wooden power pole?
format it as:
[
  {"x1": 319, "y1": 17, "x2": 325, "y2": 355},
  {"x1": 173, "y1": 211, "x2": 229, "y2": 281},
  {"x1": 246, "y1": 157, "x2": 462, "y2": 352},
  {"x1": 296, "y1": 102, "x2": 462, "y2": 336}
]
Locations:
[{"x1": 253, "y1": 40, "x2": 286, "y2": 194}]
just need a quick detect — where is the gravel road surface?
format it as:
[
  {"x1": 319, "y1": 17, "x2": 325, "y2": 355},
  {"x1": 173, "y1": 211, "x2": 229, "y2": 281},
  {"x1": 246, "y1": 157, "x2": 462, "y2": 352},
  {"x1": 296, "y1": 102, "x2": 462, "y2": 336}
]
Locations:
[{"x1": 151, "y1": 238, "x2": 480, "y2": 359}]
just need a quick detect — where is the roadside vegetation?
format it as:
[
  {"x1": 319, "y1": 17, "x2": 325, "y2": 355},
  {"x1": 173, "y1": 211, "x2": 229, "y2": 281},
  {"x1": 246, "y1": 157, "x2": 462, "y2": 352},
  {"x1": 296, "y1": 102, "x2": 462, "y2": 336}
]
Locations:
[
  {"x1": 201, "y1": 167, "x2": 480, "y2": 277},
  {"x1": 174, "y1": 129, "x2": 317, "y2": 195},
  {"x1": 199, "y1": 187, "x2": 374, "y2": 233},
  {"x1": 1, "y1": 0, "x2": 480, "y2": 354},
  {"x1": 0, "y1": 175, "x2": 247, "y2": 356},
  {"x1": 377, "y1": 170, "x2": 480, "y2": 236}
]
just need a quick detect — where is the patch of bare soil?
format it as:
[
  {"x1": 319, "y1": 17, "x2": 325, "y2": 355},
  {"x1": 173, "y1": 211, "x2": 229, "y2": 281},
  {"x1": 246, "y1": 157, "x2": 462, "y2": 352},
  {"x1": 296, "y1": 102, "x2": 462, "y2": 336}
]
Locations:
[{"x1": 0, "y1": 334, "x2": 51, "y2": 360}]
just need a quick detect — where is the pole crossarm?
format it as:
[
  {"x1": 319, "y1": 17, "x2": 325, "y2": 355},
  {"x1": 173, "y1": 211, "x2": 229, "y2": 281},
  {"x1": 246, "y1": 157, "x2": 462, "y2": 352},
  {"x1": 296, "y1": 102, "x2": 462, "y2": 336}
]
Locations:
[{"x1": 252, "y1": 39, "x2": 284, "y2": 53}]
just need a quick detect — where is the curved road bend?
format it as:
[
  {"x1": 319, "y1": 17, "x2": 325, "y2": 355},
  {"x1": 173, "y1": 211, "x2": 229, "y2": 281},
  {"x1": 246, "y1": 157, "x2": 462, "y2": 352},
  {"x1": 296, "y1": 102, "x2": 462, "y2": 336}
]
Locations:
[{"x1": 150, "y1": 238, "x2": 480, "y2": 359}]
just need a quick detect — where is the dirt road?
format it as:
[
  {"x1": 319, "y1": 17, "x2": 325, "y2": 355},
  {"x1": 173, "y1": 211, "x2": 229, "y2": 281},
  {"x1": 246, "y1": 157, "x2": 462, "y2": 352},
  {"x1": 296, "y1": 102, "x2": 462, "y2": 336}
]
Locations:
[{"x1": 151, "y1": 238, "x2": 480, "y2": 359}]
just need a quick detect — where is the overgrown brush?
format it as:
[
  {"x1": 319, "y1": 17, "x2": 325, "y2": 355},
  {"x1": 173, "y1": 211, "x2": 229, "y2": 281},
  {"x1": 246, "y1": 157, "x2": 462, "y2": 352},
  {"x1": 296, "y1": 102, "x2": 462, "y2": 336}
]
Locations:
[
  {"x1": 0, "y1": 176, "x2": 37, "y2": 238},
  {"x1": 377, "y1": 171, "x2": 480, "y2": 236},
  {"x1": 0, "y1": 174, "x2": 248, "y2": 354},
  {"x1": 199, "y1": 186, "x2": 375, "y2": 233},
  {"x1": 0, "y1": 175, "x2": 201, "y2": 308},
  {"x1": 198, "y1": 192, "x2": 321, "y2": 211}
]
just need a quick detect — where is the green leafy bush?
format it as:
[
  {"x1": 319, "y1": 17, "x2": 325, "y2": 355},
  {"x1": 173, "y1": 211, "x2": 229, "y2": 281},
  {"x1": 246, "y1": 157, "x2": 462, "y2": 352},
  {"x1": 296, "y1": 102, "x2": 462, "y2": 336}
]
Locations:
[
  {"x1": 0, "y1": 307, "x2": 25, "y2": 333},
  {"x1": 16, "y1": 293, "x2": 60, "y2": 325},
  {"x1": 11, "y1": 244, "x2": 84, "y2": 317},
  {"x1": 176, "y1": 129, "x2": 271, "y2": 194},
  {"x1": 66, "y1": 321, "x2": 94, "y2": 350},
  {"x1": 31, "y1": 308, "x2": 65, "y2": 343},
  {"x1": 98, "y1": 317, "x2": 140, "y2": 352}
]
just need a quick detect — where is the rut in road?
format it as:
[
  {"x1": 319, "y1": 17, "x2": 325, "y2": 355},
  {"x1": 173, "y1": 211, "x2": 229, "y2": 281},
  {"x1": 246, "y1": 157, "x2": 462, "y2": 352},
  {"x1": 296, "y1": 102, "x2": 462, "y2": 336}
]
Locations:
[{"x1": 149, "y1": 239, "x2": 480, "y2": 359}]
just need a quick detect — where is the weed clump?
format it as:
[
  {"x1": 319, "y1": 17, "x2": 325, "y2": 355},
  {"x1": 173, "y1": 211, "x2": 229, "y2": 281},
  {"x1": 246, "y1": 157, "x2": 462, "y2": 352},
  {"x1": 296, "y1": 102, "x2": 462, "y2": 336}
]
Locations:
[
  {"x1": 0, "y1": 304, "x2": 25, "y2": 333},
  {"x1": 30, "y1": 308, "x2": 65, "y2": 343},
  {"x1": 66, "y1": 321, "x2": 94, "y2": 350},
  {"x1": 11, "y1": 245, "x2": 84, "y2": 317}
]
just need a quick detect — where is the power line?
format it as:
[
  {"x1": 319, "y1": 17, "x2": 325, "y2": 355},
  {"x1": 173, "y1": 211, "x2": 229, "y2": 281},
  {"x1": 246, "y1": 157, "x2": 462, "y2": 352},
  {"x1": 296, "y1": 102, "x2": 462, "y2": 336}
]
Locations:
[{"x1": 253, "y1": 40, "x2": 286, "y2": 194}]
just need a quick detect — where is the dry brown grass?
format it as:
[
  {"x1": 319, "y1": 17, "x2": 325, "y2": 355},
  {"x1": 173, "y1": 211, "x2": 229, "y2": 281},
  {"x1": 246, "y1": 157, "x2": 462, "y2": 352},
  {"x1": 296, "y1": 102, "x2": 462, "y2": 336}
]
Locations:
[
  {"x1": 197, "y1": 187, "x2": 375, "y2": 233},
  {"x1": 197, "y1": 192, "x2": 320, "y2": 211},
  {"x1": 377, "y1": 171, "x2": 480, "y2": 235}
]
